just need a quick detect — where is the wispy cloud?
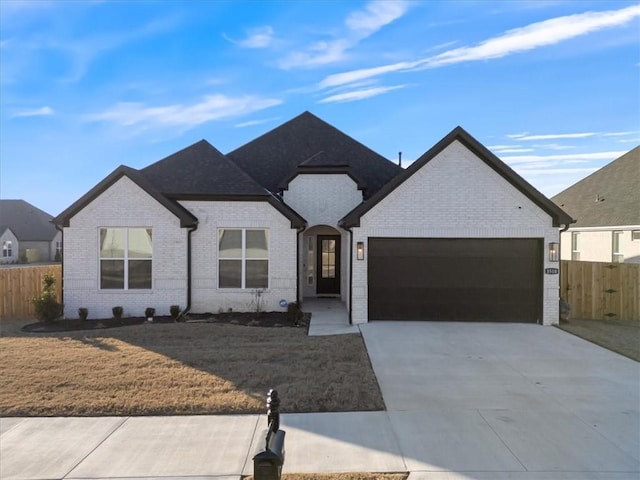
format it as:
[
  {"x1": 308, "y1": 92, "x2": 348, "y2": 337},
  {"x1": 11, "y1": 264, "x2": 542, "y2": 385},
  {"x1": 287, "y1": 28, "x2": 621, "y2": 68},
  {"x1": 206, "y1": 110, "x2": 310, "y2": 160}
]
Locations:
[
  {"x1": 514, "y1": 167, "x2": 600, "y2": 175},
  {"x1": 319, "y1": 84, "x2": 406, "y2": 103},
  {"x1": 279, "y1": 0, "x2": 410, "y2": 69},
  {"x1": 11, "y1": 106, "x2": 54, "y2": 118},
  {"x1": 224, "y1": 26, "x2": 274, "y2": 48},
  {"x1": 87, "y1": 94, "x2": 282, "y2": 131},
  {"x1": 235, "y1": 116, "x2": 280, "y2": 128},
  {"x1": 507, "y1": 132, "x2": 596, "y2": 141},
  {"x1": 318, "y1": 4, "x2": 640, "y2": 88},
  {"x1": 502, "y1": 151, "x2": 627, "y2": 164}
]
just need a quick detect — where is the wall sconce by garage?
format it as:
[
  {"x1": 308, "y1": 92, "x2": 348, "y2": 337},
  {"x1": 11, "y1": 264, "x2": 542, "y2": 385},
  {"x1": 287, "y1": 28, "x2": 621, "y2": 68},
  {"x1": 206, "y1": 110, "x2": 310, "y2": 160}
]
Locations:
[
  {"x1": 548, "y1": 242, "x2": 559, "y2": 262},
  {"x1": 356, "y1": 241, "x2": 364, "y2": 260}
]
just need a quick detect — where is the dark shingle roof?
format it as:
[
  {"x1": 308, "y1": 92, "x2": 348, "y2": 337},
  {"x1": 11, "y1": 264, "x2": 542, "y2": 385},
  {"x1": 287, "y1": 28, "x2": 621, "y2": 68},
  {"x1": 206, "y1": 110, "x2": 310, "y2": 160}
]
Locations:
[
  {"x1": 552, "y1": 146, "x2": 640, "y2": 228},
  {"x1": 341, "y1": 126, "x2": 574, "y2": 228},
  {"x1": 0, "y1": 199, "x2": 58, "y2": 241},
  {"x1": 227, "y1": 111, "x2": 402, "y2": 198},
  {"x1": 141, "y1": 140, "x2": 268, "y2": 197}
]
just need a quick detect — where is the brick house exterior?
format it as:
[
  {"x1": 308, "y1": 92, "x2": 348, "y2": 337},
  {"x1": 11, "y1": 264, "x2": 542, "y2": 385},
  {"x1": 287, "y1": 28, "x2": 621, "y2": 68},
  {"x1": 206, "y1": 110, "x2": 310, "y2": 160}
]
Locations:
[{"x1": 54, "y1": 112, "x2": 572, "y2": 324}]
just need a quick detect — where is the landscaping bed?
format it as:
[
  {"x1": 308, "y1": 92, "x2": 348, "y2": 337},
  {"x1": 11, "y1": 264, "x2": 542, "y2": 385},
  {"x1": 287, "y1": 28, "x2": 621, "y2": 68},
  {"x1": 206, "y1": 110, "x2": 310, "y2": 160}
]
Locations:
[{"x1": 0, "y1": 315, "x2": 384, "y2": 417}]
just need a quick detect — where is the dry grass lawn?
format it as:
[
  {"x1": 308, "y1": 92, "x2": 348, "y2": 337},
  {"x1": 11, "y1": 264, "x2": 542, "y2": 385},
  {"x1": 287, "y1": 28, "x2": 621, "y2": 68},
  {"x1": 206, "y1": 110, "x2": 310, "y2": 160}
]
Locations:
[
  {"x1": 0, "y1": 319, "x2": 384, "y2": 416},
  {"x1": 558, "y1": 318, "x2": 640, "y2": 361}
]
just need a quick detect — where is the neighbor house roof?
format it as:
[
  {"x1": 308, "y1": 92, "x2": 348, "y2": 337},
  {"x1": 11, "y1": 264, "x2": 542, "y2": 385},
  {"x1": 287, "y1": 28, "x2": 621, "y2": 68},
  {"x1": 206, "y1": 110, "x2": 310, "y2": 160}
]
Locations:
[
  {"x1": 0, "y1": 199, "x2": 59, "y2": 241},
  {"x1": 341, "y1": 126, "x2": 575, "y2": 228},
  {"x1": 227, "y1": 111, "x2": 402, "y2": 199},
  {"x1": 552, "y1": 146, "x2": 640, "y2": 228}
]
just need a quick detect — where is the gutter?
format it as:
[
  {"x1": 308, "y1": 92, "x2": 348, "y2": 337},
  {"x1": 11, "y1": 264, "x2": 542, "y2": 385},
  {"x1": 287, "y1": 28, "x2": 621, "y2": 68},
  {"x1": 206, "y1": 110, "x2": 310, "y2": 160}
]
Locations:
[
  {"x1": 178, "y1": 223, "x2": 198, "y2": 320},
  {"x1": 54, "y1": 223, "x2": 64, "y2": 314}
]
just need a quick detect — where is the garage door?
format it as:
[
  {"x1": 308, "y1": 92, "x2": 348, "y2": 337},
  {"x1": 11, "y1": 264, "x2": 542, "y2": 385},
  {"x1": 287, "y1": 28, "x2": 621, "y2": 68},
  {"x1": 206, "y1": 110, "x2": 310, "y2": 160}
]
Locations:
[{"x1": 368, "y1": 238, "x2": 542, "y2": 322}]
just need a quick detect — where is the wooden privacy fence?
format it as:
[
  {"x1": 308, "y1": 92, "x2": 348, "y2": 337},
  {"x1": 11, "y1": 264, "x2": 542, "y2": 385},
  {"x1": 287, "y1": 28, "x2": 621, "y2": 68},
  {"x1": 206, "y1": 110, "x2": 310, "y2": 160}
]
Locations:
[
  {"x1": 0, "y1": 265, "x2": 62, "y2": 319},
  {"x1": 561, "y1": 260, "x2": 640, "y2": 322}
]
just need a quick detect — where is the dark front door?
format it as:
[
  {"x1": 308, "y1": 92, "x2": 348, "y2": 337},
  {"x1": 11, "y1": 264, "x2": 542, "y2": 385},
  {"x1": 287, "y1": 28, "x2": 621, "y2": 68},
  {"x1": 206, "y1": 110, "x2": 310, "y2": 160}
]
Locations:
[{"x1": 317, "y1": 235, "x2": 340, "y2": 295}]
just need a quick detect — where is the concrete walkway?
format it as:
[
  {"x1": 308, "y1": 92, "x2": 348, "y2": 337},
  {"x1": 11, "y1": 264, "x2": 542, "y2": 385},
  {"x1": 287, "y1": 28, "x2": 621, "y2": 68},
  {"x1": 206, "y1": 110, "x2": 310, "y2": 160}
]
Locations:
[
  {"x1": 1, "y1": 323, "x2": 639, "y2": 479},
  {"x1": 305, "y1": 297, "x2": 359, "y2": 336}
]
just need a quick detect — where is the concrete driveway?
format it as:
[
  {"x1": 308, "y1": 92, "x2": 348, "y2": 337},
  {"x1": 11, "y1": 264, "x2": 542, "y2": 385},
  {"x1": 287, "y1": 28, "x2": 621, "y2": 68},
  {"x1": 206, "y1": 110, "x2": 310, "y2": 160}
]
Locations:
[{"x1": 360, "y1": 322, "x2": 640, "y2": 477}]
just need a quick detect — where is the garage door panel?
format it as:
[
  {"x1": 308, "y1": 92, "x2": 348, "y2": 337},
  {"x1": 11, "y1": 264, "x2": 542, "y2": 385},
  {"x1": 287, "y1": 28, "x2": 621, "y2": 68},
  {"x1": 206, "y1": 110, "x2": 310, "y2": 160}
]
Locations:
[{"x1": 368, "y1": 238, "x2": 542, "y2": 322}]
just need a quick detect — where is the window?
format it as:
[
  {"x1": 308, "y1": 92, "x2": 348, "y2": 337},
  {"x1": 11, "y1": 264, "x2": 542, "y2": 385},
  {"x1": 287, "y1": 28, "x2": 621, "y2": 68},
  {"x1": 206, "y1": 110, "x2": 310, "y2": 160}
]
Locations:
[
  {"x1": 2, "y1": 241, "x2": 12, "y2": 257},
  {"x1": 633, "y1": 231, "x2": 640, "y2": 241},
  {"x1": 99, "y1": 228, "x2": 152, "y2": 289},
  {"x1": 55, "y1": 241, "x2": 62, "y2": 257},
  {"x1": 612, "y1": 231, "x2": 624, "y2": 263},
  {"x1": 218, "y1": 229, "x2": 268, "y2": 289},
  {"x1": 307, "y1": 236, "x2": 314, "y2": 286},
  {"x1": 571, "y1": 232, "x2": 580, "y2": 261}
]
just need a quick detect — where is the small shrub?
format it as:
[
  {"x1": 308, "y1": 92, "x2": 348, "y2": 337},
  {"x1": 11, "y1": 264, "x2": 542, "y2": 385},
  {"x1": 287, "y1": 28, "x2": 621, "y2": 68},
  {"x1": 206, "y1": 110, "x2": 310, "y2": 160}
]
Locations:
[
  {"x1": 170, "y1": 305, "x2": 180, "y2": 320},
  {"x1": 78, "y1": 308, "x2": 88, "y2": 321},
  {"x1": 32, "y1": 274, "x2": 63, "y2": 322},
  {"x1": 287, "y1": 302, "x2": 302, "y2": 326},
  {"x1": 145, "y1": 307, "x2": 155, "y2": 319},
  {"x1": 112, "y1": 306, "x2": 123, "y2": 319}
]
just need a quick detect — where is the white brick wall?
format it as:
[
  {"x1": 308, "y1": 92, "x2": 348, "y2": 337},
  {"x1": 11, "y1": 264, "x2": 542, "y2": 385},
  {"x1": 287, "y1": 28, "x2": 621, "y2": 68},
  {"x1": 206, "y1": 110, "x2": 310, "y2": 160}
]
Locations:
[
  {"x1": 181, "y1": 200, "x2": 298, "y2": 313},
  {"x1": 63, "y1": 177, "x2": 188, "y2": 319},
  {"x1": 283, "y1": 174, "x2": 362, "y2": 227},
  {"x1": 351, "y1": 140, "x2": 562, "y2": 325}
]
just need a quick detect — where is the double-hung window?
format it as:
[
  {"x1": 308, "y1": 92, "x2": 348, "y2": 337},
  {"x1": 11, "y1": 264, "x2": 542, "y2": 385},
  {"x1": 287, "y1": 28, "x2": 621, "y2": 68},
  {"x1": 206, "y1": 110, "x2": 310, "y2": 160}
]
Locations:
[
  {"x1": 571, "y1": 232, "x2": 580, "y2": 261},
  {"x1": 612, "y1": 231, "x2": 624, "y2": 263},
  {"x1": 2, "y1": 241, "x2": 12, "y2": 258},
  {"x1": 99, "y1": 228, "x2": 152, "y2": 289},
  {"x1": 218, "y1": 229, "x2": 268, "y2": 289}
]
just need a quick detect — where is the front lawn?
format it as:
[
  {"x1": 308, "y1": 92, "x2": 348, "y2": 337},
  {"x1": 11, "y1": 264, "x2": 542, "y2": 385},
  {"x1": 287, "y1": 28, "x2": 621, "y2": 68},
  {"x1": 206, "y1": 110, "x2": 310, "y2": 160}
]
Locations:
[{"x1": 0, "y1": 319, "x2": 384, "y2": 416}]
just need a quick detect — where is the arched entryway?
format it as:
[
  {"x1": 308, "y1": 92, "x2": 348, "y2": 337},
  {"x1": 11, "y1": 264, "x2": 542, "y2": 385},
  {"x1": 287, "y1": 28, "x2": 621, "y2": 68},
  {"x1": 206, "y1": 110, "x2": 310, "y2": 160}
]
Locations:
[{"x1": 301, "y1": 225, "x2": 346, "y2": 299}]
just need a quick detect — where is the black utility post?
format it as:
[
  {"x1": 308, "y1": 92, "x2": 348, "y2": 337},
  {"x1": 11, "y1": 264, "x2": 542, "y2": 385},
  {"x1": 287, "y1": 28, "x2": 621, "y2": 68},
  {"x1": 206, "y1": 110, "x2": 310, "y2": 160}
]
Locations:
[{"x1": 253, "y1": 389, "x2": 286, "y2": 480}]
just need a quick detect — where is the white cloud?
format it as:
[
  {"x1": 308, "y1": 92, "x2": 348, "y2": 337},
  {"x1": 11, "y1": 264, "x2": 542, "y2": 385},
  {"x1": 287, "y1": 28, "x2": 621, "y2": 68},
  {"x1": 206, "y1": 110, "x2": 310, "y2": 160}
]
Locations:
[
  {"x1": 11, "y1": 106, "x2": 54, "y2": 118},
  {"x1": 225, "y1": 26, "x2": 275, "y2": 49},
  {"x1": 491, "y1": 148, "x2": 535, "y2": 153},
  {"x1": 87, "y1": 94, "x2": 282, "y2": 131},
  {"x1": 279, "y1": 0, "x2": 410, "y2": 69},
  {"x1": 508, "y1": 132, "x2": 596, "y2": 141},
  {"x1": 514, "y1": 167, "x2": 600, "y2": 175},
  {"x1": 502, "y1": 151, "x2": 627, "y2": 164},
  {"x1": 318, "y1": 85, "x2": 406, "y2": 103},
  {"x1": 235, "y1": 116, "x2": 281, "y2": 128},
  {"x1": 317, "y1": 4, "x2": 640, "y2": 87},
  {"x1": 603, "y1": 130, "x2": 637, "y2": 136}
]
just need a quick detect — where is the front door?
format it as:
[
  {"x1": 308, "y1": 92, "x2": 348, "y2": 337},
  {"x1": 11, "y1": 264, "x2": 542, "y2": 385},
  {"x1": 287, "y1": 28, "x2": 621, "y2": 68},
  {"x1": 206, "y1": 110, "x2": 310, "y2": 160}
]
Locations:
[{"x1": 317, "y1": 235, "x2": 340, "y2": 295}]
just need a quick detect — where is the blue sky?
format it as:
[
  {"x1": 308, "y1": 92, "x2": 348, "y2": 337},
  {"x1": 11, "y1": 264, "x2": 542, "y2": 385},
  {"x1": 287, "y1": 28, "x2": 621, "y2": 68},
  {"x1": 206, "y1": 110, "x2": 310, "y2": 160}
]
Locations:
[{"x1": 1, "y1": 0, "x2": 638, "y2": 216}]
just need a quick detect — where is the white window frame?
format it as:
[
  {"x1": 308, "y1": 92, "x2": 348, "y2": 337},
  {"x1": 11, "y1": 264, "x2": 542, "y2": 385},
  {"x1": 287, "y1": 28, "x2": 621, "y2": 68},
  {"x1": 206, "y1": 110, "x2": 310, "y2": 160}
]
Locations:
[
  {"x1": 55, "y1": 241, "x2": 62, "y2": 257},
  {"x1": 612, "y1": 231, "x2": 624, "y2": 263},
  {"x1": 99, "y1": 227, "x2": 153, "y2": 290},
  {"x1": 632, "y1": 230, "x2": 640, "y2": 241},
  {"x1": 571, "y1": 232, "x2": 580, "y2": 261},
  {"x1": 218, "y1": 228, "x2": 269, "y2": 289},
  {"x1": 2, "y1": 241, "x2": 12, "y2": 258}
]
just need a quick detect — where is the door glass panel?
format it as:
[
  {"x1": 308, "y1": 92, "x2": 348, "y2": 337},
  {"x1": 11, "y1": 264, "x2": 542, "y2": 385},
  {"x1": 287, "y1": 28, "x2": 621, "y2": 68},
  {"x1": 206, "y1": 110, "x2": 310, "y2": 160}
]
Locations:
[{"x1": 321, "y1": 240, "x2": 336, "y2": 278}]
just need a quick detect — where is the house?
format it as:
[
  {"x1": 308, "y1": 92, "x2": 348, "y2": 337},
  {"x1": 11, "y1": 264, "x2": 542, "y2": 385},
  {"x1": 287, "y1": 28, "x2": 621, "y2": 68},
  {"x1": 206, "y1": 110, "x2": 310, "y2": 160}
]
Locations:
[
  {"x1": 53, "y1": 112, "x2": 573, "y2": 324},
  {"x1": 0, "y1": 199, "x2": 62, "y2": 264},
  {"x1": 552, "y1": 146, "x2": 640, "y2": 264}
]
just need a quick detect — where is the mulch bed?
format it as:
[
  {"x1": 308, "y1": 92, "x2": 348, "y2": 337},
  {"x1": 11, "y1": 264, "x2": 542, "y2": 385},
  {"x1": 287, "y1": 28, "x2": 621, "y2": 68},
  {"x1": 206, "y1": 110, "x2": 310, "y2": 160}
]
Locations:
[{"x1": 22, "y1": 311, "x2": 310, "y2": 333}]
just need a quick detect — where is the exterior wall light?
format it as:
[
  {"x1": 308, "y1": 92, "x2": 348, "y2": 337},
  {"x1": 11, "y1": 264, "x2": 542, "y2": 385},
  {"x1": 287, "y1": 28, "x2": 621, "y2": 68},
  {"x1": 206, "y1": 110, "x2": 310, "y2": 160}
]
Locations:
[
  {"x1": 356, "y1": 241, "x2": 364, "y2": 261},
  {"x1": 548, "y1": 242, "x2": 559, "y2": 262}
]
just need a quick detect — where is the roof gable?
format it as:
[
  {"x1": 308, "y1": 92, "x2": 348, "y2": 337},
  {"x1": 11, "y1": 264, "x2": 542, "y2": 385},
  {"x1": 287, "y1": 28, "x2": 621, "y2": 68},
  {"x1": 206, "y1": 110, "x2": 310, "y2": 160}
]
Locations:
[
  {"x1": 141, "y1": 139, "x2": 268, "y2": 197},
  {"x1": 227, "y1": 111, "x2": 402, "y2": 198},
  {"x1": 552, "y1": 146, "x2": 639, "y2": 228},
  {"x1": 53, "y1": 166, "x2": 198, "y2": 228},
  {"x1": 341, "y1": 126, "x2": 574, "y2": 228},
  {"x1": 0, "y1": 199, "x2": 58, "y2": 241}
]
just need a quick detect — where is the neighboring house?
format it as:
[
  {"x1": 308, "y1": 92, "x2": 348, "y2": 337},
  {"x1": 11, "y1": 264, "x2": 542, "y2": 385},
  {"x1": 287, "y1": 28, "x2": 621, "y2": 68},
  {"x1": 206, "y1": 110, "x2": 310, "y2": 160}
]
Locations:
[
  {"x1": 0, "y1": 199, "x2": 62, "y2": 264},
  {"x1": 552, "y1": 146, "x2": 640, "y2": 264},
  {"x1": 54, "y1": 112, "x2": 573, "y2": 324}
]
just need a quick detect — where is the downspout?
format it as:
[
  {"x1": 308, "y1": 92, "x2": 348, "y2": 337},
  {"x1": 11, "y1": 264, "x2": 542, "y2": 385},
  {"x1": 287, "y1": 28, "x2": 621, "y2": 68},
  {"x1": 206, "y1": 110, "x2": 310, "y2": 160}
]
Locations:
[
  {"x1": 347, "y1": 228, "x2": 353, "y2": 324},
  {"x1": 179, "y1": 223, "x2": 198, "y2": 320},
  {"x1": 296, "y1": 225, "x2": 305, "y2": 306}
]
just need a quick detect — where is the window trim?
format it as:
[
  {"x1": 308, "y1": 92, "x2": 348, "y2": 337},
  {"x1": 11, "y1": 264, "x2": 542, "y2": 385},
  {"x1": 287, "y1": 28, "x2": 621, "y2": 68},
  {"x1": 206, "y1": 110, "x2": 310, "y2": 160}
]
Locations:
[
  {"x1": 2, "y1": 240, "x2": 12, "y2": 258},
  {"x1": 99, "y1": 227, "x2": 153, "y2": 290},
  {"x1": 571, "y1": 232, "x2": 580, "y2": 261},
  {"x1": 612, "y1": 231, "x2": 624, "y2": 263},
  {"x1": 218, "y1": 228, "x2": 269, "y2": 289}
]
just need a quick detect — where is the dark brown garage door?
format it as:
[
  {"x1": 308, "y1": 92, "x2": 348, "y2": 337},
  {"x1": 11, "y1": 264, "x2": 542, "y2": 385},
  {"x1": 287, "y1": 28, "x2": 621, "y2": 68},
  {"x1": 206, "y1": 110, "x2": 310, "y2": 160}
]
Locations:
[{"x1": 368, "y1": 238, "x2": 542, "y2": 322}]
